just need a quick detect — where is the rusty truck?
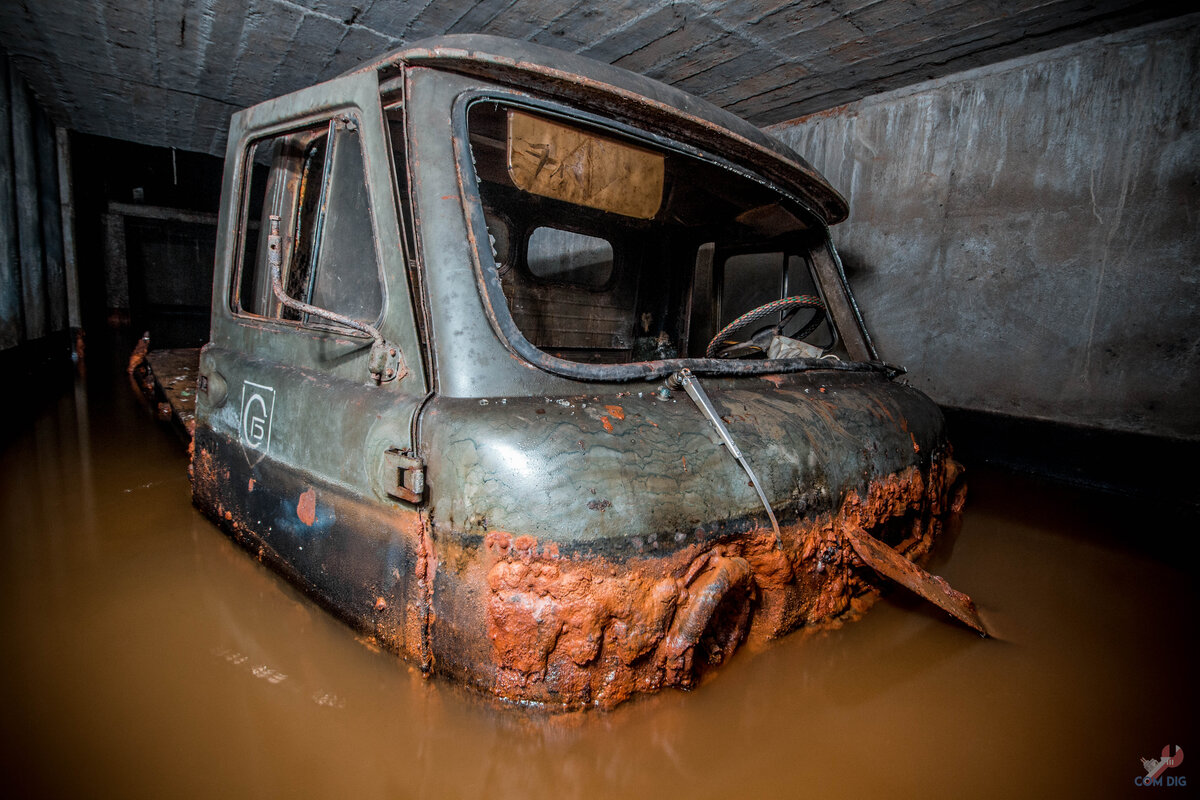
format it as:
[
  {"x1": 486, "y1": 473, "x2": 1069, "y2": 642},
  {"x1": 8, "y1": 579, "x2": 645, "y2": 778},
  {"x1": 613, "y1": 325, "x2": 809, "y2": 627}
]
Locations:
[{"x1": 136, "y1": 34, "x2": 983, "y2": 709}]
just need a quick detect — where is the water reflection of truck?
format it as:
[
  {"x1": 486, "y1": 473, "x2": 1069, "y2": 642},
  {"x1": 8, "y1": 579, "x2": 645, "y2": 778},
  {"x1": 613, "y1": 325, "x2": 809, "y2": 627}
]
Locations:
[{"x1": 136, "y1": 35, "x2": 985, "y2": 709}]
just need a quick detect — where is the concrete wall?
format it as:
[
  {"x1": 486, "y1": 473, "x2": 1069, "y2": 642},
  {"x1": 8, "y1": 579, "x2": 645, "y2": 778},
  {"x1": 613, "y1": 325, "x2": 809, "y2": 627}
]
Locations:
[
  {"x1": 0, "y1": 1, "x2": 1183, "y2": 156},
  {"x1": 0, "y1": 50, "x2": 68, "y2": 352},
  {"x1": 771, "y1": 16, "x2": 1200, "y2": 441},
  {"x1": 0, "y1": 56, "x2": 19, "y2": 350}
]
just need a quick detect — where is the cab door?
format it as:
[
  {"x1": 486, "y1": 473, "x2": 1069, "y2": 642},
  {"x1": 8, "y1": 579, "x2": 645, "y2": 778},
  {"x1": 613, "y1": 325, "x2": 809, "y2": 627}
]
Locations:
[{"x1": 194, "y1": 70, "x2": 428, "y2": 650}]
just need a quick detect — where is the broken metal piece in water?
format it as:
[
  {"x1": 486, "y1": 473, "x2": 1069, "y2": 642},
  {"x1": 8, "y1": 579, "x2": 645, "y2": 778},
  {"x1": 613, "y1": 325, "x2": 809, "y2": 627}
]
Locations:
[{"x1": 843, "y1": 523, "x2": 988, "y2": 636}]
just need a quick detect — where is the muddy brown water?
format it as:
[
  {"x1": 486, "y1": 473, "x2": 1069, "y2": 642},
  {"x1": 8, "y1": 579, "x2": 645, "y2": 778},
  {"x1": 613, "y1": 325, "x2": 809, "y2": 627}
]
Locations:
[{"x1": 2, "y1": 362, "x2": 1195, "y2": 799}]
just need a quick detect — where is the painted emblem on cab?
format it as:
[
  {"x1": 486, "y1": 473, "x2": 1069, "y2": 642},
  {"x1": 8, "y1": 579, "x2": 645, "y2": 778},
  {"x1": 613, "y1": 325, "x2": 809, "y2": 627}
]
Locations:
[{"x1": 240, "y1": 381, "x2": 275, "y2": 464}]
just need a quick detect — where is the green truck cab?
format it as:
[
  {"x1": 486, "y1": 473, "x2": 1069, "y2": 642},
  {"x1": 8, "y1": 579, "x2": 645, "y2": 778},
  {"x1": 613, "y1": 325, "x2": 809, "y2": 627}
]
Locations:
[{"x1": 186, "y1": 35, "x2": 978, "y2": 709}]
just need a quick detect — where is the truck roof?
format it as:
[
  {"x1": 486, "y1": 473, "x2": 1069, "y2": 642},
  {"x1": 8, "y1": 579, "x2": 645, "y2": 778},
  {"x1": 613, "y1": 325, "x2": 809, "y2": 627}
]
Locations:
[{"x1": 342, "y1": 34, "x2": 849, "y2": 224}]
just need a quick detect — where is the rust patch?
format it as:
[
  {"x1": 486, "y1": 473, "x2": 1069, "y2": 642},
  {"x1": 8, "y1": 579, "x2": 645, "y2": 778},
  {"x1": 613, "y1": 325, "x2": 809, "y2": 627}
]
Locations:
[
  {"x1": 127, "y1": 333, "x2": 149, "y2": 380},
  {"x1": 297, "y1": 488, "x2": 317, "y2": 526},
  {"x1": 412, "y1": 509, "x2": 437, "y2": 672},
  {"x1": 190, "y1": 444, "x2": 227, "y2": 491},
  {"x1": 478, "y1": 454, "x2": 968, "y2": 708},
  {"x1": 486, "y1": 551, "x2": 685, "y2": 707}
]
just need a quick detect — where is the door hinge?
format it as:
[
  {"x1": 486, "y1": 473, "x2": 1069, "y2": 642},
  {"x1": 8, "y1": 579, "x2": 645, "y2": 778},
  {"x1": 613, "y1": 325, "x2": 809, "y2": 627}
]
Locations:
[{"x1": 383, "y1": 447, "x2": 425, "y2": 503}]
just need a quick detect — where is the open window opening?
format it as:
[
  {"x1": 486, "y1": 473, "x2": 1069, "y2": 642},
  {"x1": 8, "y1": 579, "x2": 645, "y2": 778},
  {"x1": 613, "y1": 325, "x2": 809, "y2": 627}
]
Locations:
[
  {"x1": 466, "y1": 101, "x2": 847, "y2": 368},
  {"x1": 235, "y1": 116, "x2": 383, "y2": 332}
]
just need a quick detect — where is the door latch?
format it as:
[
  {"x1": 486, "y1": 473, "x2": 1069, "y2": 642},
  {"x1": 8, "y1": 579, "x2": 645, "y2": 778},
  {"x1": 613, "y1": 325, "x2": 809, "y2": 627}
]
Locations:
[{"x1": 383, "y1": 448, "x2": 425, "y2": 503}]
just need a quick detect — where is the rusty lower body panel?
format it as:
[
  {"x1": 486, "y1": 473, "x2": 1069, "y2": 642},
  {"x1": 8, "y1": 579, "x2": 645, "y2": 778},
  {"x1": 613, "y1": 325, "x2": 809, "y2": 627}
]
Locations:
[
  {"x1": 192, "y1": 418, "x2": 966, "y2": 709},
  {"x1": 461, "y1": 455, "x2": 966, "y2": 708},
  {"x1": 184, "y1": 359, "x2": 974, "y2": 710}
]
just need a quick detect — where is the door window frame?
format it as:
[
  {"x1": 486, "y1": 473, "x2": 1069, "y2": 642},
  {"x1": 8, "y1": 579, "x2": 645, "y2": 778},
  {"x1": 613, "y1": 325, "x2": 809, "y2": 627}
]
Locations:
[{"x1": 230, "y1": 110, "x2": 387, "y2": 336}]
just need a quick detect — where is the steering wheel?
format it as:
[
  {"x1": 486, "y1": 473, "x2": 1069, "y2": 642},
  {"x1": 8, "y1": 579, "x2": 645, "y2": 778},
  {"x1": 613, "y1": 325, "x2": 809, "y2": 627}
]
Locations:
[{"x1": 705, "y1": 295, "x2": 826, "y2": 359}]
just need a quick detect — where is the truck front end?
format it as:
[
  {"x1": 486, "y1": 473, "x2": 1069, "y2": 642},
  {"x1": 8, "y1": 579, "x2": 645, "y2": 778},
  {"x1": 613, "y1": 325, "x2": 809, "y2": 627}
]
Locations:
[{"x1": 387, "y1": 37, "x2": 976, "y2": 707}]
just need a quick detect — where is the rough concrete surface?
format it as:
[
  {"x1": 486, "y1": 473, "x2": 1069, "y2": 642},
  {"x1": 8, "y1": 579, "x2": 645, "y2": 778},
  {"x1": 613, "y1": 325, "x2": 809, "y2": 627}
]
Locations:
[
  {"x1": 771, "y1": 16, "x2": 1200, "y2": 440},
  {"x1": 0, "y1": 1, "x2": 1186, "y2": 155},
  {"x1": 1, "y1": 52, "x2": 69, "y2": 352}
]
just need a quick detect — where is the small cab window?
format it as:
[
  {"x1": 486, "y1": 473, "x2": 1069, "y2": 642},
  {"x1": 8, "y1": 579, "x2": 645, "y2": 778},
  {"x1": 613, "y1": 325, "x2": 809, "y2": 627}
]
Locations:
[
  {"x1": 236, "y1": 116, "x2": 383, "y2": 331},
  {"x1": 526, "y1": 227, "x2": 613, "y2": 287},
  {"x1": 466, "y1": 101, "x2": 842, "y2": 366}
]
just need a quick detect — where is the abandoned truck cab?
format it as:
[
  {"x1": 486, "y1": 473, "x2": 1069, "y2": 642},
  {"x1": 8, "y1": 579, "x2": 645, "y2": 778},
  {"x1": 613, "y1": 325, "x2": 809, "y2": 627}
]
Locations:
[{"x1": 193, "y1": 35, "x2": 978, "y2": 709}]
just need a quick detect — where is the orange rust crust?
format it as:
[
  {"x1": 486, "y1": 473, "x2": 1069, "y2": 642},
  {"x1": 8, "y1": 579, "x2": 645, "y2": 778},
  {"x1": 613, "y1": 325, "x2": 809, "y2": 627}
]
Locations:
[
  {"x1": 478, "y1": 456, "x2": 964, "y2": 708},
  {"x1": 126, "y1": 335, "x2": 156, "y2": 405}
]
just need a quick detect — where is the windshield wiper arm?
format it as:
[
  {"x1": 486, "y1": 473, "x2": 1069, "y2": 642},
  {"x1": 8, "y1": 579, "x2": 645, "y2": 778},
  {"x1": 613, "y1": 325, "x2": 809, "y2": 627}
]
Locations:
[{"x1": 669, "y1": 368, "x2": 781, "y2": 548}]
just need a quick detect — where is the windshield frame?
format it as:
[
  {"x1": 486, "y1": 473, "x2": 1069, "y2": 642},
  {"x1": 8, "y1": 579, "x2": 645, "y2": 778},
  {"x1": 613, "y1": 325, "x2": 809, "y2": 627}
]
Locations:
[{"x1": 451, "y1": 89, "x2": 885, "y2": 383}]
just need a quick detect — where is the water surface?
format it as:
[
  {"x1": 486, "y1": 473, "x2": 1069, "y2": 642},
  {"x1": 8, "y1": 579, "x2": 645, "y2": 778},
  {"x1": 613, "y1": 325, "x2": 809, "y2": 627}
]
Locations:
[{"x1": 1, "y1": 363, "x2": 1194, "y2": 798}]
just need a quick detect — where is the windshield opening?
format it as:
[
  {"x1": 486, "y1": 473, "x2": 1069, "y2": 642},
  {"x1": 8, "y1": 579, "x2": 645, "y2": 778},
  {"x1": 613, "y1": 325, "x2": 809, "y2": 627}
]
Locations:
[{"x1": 466, "y1": 100, "x2": 846, "y2": 367}]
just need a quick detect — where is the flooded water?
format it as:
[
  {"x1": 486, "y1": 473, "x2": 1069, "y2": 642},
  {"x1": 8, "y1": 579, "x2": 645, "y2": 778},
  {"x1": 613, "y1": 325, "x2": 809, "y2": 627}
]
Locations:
[{"x1": 1, "y1": 357, "x2": 1195, "y2": 799}]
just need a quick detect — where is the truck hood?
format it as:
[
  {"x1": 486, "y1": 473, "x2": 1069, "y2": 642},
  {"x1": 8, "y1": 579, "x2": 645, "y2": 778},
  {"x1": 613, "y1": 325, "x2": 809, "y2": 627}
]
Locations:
[{"x1": 421, "y1": 370, "x2": 945, "y2": 553}]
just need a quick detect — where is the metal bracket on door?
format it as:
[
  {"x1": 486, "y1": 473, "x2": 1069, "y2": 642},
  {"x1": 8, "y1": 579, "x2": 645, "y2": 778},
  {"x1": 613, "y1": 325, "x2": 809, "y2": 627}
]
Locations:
[{"x1": 383, "y1": 447, "x2": 426, "y2": 503}]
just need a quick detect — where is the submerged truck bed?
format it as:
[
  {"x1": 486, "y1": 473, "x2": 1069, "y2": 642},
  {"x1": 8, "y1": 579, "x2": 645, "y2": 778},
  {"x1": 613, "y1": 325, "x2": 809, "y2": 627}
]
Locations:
[{"x1": 128, "y1": 338, "x2": 200, "y2": 441}]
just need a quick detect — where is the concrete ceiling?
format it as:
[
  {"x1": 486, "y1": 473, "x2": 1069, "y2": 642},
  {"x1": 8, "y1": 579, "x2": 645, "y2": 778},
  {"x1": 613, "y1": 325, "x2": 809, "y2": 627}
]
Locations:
[{"x1": 0, "y1": 1, "x2": 1187, "y2": 156}]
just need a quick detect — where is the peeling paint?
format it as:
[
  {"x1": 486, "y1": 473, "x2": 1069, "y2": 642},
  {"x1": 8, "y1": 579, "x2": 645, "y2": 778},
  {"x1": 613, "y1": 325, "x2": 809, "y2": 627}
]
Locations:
[{"x1": 297, "y1": 488, "x2": 317, "y2": 526}]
